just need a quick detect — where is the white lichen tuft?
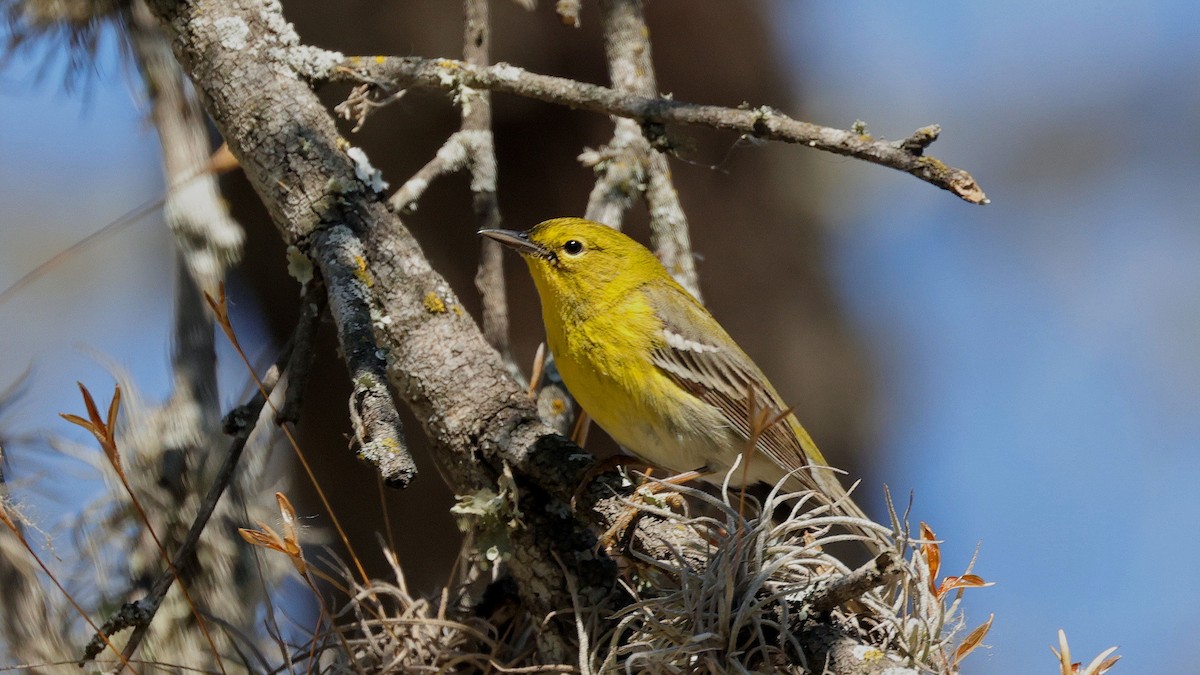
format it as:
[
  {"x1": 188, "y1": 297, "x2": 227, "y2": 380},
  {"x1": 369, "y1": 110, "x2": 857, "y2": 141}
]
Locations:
[
  {"x1": 285, "y1": 245, "x2": 313, "y2": 285},
  {"x1": 260, "y1": 1, "x2": 301, "y2": 47},
  {"x1": 492, "y1": 62, "x2": 524, "y2": 81},
  {"x1": 287, "y1": 45, "x2": 346, "y2": 80},
  {"x1": 346, "y1": 146, "x2": 389, "y2": 193},
  {"x1": 213, "y1": 16, "x2": 250, "y2": 50}
]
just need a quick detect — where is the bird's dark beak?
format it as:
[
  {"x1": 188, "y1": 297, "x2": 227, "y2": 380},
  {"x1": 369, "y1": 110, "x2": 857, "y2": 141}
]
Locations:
[{"x1": 479, "y1": 229, "x2": 550, "y2": 258}]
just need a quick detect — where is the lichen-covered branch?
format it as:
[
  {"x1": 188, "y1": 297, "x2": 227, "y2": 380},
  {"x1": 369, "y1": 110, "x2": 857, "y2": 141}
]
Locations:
[
  {"x1": 462, "y1": 0, "x2": 511, "y2": 362},
  {"x1": 331, "y1": 55, "x2": 988, "y2": 204},
  {"x1": 128, "y1": 0, "x2": 243, "y2": 295},
  {"x1": 142, "y1": 0, "x2": 627, "y2": 657},
  {"x1": 580, "y1": 126, "x2": 642, "y2": 229}
]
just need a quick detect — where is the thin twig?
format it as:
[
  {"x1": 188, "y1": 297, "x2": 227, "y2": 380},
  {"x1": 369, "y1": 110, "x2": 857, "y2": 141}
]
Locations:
[
  {"x1": 332, "y1": 56, "x2": 988, "y2": 204},
  {"x1": 277, "y1": 281, "x2": 325, "y2": 425},
  {"x1": 463, "y1": 0, "x2": 512, "y2": 361},
  {"x1": 388, "y1": 131, "x2": 474, "y2": 213},
  {"x1": 0, "y1": 145, "x2": 238, "y2": 308}
]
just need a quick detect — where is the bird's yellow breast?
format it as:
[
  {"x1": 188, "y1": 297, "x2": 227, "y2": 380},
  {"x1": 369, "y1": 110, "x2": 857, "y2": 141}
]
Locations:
[{"x1": 540, "y1": 287, "x2": 726, "y2": 474}]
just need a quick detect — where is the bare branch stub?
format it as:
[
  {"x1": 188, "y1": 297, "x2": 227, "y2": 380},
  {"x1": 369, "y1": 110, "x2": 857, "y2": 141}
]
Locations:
[
  {"x1": 334, "y1": 56, "x2": 988, "y2": 204},
  {"x1": 898, "y1": 124, "x2": 941, "y2": 155},
  {"x1": 808, "y1": 550, "x2": 904, "y2": 616},
  {"x1": 310, "y1": 224, "x2": 415, "y2": 489},
  {"x1": 556, "y1": 0, "x2": 582, "y2": 27}
]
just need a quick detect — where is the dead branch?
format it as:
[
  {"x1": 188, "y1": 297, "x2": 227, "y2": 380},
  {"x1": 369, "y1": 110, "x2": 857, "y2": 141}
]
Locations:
[
  {"x1": 330, "y1": 55, "x2": 988, "y2": 204},
  {"x1": 310, "y1": 223, "x2": 415, "y2": 488}
]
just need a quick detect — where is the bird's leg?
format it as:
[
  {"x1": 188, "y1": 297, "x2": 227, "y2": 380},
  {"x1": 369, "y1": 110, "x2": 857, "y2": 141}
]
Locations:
[
  {"x1": 569, "y1": 409, "x2": 591, "y2": 446},
  {"x1": 595, "y1": 466, "x2": 704, "y2": 553},
  {"x1": 569, "y1": 453, "x2": 653, "y2": 509}
]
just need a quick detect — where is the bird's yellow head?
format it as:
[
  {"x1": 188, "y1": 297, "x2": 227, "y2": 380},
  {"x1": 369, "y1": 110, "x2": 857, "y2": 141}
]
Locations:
[{"x1": 481, "y1": 218, "x2": 669, "y2": 315}]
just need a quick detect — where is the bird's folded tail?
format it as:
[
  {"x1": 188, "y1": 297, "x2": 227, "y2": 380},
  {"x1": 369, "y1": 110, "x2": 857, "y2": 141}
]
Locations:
[{"x1": 788, "y1": 467, "x2": 889, "y2": 556}]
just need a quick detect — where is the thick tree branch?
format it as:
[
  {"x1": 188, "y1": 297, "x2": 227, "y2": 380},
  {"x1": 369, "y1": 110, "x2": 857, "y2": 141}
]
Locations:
[
  {"x1": 143, "y1": 0, "x2": 628, "y2": 657},
  {"x1": 332, "y1": 56, "x2": 988, "y2": 204}
]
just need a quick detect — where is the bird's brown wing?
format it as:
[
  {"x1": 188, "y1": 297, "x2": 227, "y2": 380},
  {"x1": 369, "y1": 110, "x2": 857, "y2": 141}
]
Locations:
[
  {"x1": 644, "y1": 282, "x2": 883, "y2": 552},
  {"x1": 643, "y1": 282, "x2": 821, "y2": 487}
]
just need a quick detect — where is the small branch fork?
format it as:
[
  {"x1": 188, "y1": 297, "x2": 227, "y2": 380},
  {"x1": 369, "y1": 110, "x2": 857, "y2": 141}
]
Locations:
[{"x1": 329, "y1": 56, "x2": 988, "y2": 205}]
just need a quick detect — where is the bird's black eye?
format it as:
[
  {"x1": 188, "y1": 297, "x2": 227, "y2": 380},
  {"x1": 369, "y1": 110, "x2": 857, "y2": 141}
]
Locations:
[{"x1": 562, "y1": 239, "x2": 584, "y2": 256}]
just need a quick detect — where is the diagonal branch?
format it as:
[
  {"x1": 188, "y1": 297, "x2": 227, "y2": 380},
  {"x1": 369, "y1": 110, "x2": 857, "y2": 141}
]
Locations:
[
  {"x1": 310, "y1": 224, "x2": 415, "y2": 488},
  {"x1": 144, "y1": 0, "x2": 629, "y2": 658},
  {"x1": 330, "y1": 55, "x2": 988, "y2": 204}
]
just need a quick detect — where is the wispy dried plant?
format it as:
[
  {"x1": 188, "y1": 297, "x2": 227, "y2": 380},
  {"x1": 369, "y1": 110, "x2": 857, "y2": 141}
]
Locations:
[
  {"x1": 233, "y1": 464, "x2": 996, "y2": 674},
  {"x1": 1052, "y1": 629, "x2": 1120, "y2": 675}
]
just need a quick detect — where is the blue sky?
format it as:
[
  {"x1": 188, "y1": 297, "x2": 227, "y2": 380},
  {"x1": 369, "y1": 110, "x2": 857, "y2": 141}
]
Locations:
[
  {"x1": 778, "y1": 1, "x2": 1200, "y2": 672},
  {"x1": 0, "y1": 32, "x2": 172, "y2": 513}
]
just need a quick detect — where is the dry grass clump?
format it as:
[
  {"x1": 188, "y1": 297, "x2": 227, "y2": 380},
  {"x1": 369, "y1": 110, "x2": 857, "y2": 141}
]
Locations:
[
  {"x1": 282, "y1": 469, "x2": 996, "y2": 674},
  {"x1": 579, "y1": 476, "x2": 981, "y2": 674}
]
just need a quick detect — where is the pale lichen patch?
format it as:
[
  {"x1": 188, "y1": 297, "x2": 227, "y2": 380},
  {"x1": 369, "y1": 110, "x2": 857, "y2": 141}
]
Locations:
[{"x1": 213, "y1": 16, "x2": 250, "y2": 50}]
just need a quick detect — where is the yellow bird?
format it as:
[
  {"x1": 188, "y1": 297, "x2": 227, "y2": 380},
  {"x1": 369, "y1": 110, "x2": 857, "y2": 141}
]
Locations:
[{"x1": 483, "y1": 218, "x2": 880, "y2": 549}]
